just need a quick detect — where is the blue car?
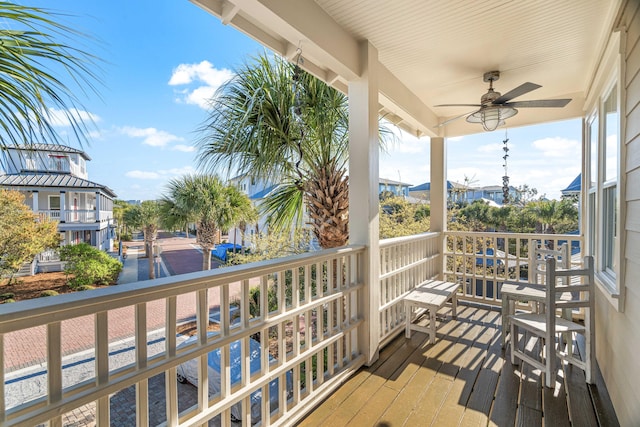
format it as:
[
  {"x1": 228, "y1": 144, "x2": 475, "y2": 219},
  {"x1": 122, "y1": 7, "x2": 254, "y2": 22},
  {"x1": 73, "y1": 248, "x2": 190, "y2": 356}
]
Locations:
[
  {"x1": 176, "y1": 336, "x2": 292, "y2": 422},
  {"x1": 475, "y1": 248, "x2": 504, "y2": 267}
]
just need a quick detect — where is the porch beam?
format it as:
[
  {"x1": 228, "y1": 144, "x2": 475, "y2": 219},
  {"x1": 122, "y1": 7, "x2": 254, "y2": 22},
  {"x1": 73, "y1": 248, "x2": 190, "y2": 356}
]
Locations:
[
  {"x1": 191, "y1": 0, "x2": 438, "y2": 139},
  {"x1": 192, "y1": 0, "x2": 360, "y2": 80},
  {"x1": 430, "y1": 137, "x2": 446, "y2": 279},
  {"x1": 348, "y1": 41, "x2": 380, "y2": 365}
]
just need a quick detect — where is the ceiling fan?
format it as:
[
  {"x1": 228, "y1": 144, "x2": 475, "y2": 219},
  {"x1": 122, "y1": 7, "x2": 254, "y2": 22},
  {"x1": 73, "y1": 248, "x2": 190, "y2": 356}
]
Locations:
[{"x1": 435, "y1": 71, "x2": 572, "y2": 131}]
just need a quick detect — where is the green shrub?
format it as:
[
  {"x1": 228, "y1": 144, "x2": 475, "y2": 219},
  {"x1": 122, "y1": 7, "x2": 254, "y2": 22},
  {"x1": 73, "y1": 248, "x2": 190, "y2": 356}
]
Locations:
[
  {"x1": 40, "y1": 290, "x2": 59, "y2": 297},
  {"x1": 76, "y1": 284, "x2": 96, "y2": 291},
  {"x1": 0, "y1": 292, "x2": 15, "y2": 300},
  {"x1": 60, "y1": 243, "x2": 123, "y2": 288},
  {"x1": 2, "y1": 298, "x2": 15, "y2": 303},
  {"x1": 120, "y1": 233, "x2": 132, "y2": 242}
]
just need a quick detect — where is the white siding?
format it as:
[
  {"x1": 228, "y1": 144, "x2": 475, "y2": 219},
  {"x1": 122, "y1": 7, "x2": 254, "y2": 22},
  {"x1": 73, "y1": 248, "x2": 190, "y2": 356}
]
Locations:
[{"x1": 596, "y1": 2, "x2": 640, "y2": 425}]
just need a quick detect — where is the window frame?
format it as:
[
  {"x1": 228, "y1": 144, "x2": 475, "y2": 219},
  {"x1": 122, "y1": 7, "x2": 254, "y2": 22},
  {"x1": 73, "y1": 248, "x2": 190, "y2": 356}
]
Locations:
[
  {"x1": 48, "y1": 195, "x2": 61, "y2": 211},
  {"x1": 583, "y1": 30, "x2": 625, "y2": 311}
]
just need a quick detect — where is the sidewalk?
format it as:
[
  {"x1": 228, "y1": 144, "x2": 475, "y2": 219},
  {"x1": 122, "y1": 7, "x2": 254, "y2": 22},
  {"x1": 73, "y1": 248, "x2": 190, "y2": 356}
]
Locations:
[{"x1": 4, "y1": 232, "x2": 237, "y2": 425}]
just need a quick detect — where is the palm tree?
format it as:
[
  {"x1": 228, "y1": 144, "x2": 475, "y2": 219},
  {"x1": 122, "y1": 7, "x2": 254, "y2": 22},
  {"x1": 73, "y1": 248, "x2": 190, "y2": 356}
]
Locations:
[
  {"x1": 0, "y1": 3, "x2": 99, "y2": 149},
  {"x1": 487, "y1": 206, "x2": 512, "y2": 232},
  {"x1": 197, "y1": 52, "x2": 390, "y2": 249},
  {"x1": 163, "y1": 175, "x2": 253, "y2": 270},
  {"x1": 525, "y1": 199, "x2": 577, "y2": 234},
  {"x1": 158, "y1": 197, "x2": 191, "y2": 237},
  {"x1": 124, "y1": 201, "x2": 161, "y2": 279},
  {"x1": 227, "y1": 192, "x2": 259, "y2": 252}
]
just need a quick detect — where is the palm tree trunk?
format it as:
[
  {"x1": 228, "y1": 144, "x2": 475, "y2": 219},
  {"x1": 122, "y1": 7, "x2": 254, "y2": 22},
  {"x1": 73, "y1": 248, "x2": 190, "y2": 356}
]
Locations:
[
  {"x1": 147, "y1": 241, "x2": 155, "y2": 279},
  {"x1": 202, "y1": 246, "x2": 212, "y2": 270}
]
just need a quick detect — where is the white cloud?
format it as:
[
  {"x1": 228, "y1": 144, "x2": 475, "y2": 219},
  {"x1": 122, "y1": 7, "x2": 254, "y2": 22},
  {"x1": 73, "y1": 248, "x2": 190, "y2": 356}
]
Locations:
[
  {"x1": 532, "y1": 136, "x2": 580, "y2": 157},
  {"x1": 160, "y1": 166, "x2": 197, "y2": 175},
  {"x1": 124, "y1": 165, "x2": 196, "y2": 181},
  {"x1": 477, "y1": 143, "x2": 503, "y2": 153},
  {"x1": 119, "y1": 126, "x2": 184, "y2": 147},
  {"x1": 185, "y1": 86, "x2": 217, "y2": 109},
  {"x1": 172, "y1": 144, "x2": 196, "y2": 152},
  {"x1": 169, "y1": 60, "x2": 234, "y2": 109},
  {"x1": 47, "y1": 107, "x2": 101, "y2": 127},
  {"x1": 447, "y1": 136, "x2": 464, "y2": 142},
  {"x1": 125, "y1": 170, "x2": 160, "y2": 179},
  {"x1": 390, "y1": 141, "x2": 427, "y2": 154}
]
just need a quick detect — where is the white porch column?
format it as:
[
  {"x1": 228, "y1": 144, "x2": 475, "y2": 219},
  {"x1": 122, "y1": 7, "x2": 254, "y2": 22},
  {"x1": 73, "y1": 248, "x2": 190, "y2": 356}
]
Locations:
[
  {"x1": 59, "y1": 191, "x2": 66, "y2": 223},
  {"x1": 95, "y1": 192, "x2": 101, "y2": 222},
  {"x1": 32, "y1": 191, "x2": 39, "y2": 212},
  {"x1": 430, "y1": 137, "x2": 446, "y2": 279},
  {"x1": 348, "y1": 41, "x2": 380, "y2": 365}
]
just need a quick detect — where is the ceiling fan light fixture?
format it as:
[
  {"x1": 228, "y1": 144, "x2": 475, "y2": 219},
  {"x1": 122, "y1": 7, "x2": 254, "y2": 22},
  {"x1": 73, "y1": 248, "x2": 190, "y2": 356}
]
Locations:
[{"x1": 466, "y1": 105, "x2": 518, "y2": 131}]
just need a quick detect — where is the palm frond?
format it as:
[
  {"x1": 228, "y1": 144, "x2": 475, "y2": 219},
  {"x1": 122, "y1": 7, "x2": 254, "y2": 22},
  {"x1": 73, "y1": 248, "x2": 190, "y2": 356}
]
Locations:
[{"x1": 0, "y1": 3, "x2": 102, "y2": 148}]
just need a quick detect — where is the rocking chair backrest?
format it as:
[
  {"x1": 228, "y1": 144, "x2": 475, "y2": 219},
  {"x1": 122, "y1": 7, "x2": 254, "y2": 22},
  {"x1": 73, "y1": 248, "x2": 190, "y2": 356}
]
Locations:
[{"x1": 530, "y1": 241, "x2": 570, "y2": 285}]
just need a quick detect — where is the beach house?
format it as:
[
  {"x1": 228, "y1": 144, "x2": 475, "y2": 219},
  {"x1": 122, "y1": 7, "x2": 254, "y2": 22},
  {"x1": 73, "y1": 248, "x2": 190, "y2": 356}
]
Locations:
[
  {"x1": 0, "y1": 144, "x2": 116, "y2": 268},
  {"x1": 2, "y1": 1, "x2": 638, "y2": 425}
]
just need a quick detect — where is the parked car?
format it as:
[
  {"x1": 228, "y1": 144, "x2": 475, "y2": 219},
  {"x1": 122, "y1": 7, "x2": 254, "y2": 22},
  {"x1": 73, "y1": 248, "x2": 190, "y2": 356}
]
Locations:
[
  {"x1": 176, "y1": 335, "x2": 292, "y2": 423},
  {"x1": 211, "y1": 243, "x2": 243, "y2": 262}
]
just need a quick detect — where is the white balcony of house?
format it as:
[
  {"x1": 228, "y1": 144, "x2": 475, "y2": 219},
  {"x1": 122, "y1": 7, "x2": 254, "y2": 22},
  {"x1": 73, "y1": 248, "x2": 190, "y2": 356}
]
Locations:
[
  {"x1": 0, "y1": 231, "x2": 618, "y2": 426},
  {"x1": 38, "y1": 209, "x2": 96, "y2": 223}
]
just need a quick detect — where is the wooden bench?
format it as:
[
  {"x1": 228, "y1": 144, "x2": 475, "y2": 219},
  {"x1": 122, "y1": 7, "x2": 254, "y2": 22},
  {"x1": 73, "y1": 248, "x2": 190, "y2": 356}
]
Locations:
[{"x1": 404, "y1": 280, "x2": 461, "y2": 344}]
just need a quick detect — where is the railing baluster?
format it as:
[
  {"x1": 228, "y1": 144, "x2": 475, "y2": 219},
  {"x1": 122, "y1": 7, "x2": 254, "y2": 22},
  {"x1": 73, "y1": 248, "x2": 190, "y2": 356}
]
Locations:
[
  {"x1": 0, "y1": 334, "x2": 4, "y2": 424},
  {"x1": 47, "y1": 322, "x2": 62, "y2": 427},
  {"x1": 165, "y1": 296, "x2": 178, "y2": 427},
  {"x1": 0, "y1": 245, "x2": 368, "y2": 426},
  {"x1": 241, "y1": 279, "x2": 250, "y2": 329},
  {"x1": 135, "y1": 304, "x2": 149, "y2": 427},
  {"x1": 196, "y1": 289, "x2": 209, "y2": 413}
]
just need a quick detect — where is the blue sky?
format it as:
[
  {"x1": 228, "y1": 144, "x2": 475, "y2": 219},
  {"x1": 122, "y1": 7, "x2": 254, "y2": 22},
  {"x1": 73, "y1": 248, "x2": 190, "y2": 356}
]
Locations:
[{"x1": 23, "y1": 0, "x2": 581, "y2": 201}]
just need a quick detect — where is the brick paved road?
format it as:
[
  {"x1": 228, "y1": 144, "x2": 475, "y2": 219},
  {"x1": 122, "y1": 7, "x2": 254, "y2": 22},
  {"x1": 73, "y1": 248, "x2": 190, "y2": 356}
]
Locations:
[{"x1": 7, "y1": 232, "x2": 242, "y2": 426}]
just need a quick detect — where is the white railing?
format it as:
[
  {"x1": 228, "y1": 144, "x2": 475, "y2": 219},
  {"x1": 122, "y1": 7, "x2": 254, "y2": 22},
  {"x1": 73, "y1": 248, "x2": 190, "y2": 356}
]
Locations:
[
  {"x1": 99, "y1": 210, "x2": 112, "y2": 221},
  {"x1": 0, "y1": 245, "x2": 365, "y2": 426},
  {"x1": 443, "y1": 231, "x2": 583, "y2": 306},
  {"x1": 38, "y1": 210, "x2": 61, "y2": 221},
  {"x1": 38, "y1": 210, "x2": 97, "y2": 223},
  {"x1": 378, "y1": 232, "x2": 441, "y2": 346},
  {"x1": 64, "y1": 210, "x2": 96, "y2": 223},
  {"x1": 36, "y1": 249, "x2": 60, "y2": 262}
]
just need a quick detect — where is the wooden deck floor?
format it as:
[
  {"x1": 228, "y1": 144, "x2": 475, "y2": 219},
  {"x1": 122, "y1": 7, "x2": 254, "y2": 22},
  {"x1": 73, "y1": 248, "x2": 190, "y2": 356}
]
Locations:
[{"x1": 297, "y1": 303, "x2": 619, "y2": 427}]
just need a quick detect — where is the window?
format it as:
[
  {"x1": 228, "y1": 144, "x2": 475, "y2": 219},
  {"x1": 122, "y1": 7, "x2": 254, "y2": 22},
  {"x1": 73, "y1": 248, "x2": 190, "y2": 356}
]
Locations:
[
  {"x1": 24, "y1": 151, "x2": 37, "y2": 170},
  {"x1": 601, "y1": 85, "x2": 618, "y2": 276},
  {"x1": 49, "y1": 195, "x2": 61, "y2": 210},
  {"x1": 587, "y1": 115, "x2": 598, "y2": 257},
  {"x1": 48, "y1": 155, "x2": 69, "y2": 172},
  {"x1": 586, "y1": 76, "x2": 622, "y2": 306}
]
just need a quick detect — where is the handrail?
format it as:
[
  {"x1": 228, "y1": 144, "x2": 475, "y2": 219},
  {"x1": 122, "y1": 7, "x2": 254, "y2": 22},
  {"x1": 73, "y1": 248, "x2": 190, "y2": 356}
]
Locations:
[{"x1": 1, "y1": 245, "x2": 366, "y2": 426}]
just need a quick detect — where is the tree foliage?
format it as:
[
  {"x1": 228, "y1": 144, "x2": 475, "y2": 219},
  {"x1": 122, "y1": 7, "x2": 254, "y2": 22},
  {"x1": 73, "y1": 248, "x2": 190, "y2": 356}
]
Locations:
[
  {"x1": 225, "y1": 231, "x2": 312, "y2": 265},
  {"x1": 451, "y1": 197, "x2": 577, "y2": 234},
  {"x1": 379, "y1": 197, "x2": 430, "y2": 239},
  {"x1": 124, "y1": 200, "x2": 161, "y2": 279},
  {"x1": 59, "y1": 243, "x2": 122, "y2": 288},
  {"x1": 197, "y1": 52, "x2": 392, "y2": 249},
  {"x1": 161, "y1": 175, "x2": 253, "y2": 270},
  {"x1": 0, "y1": 2, "x2": 100, "y2": 149},
  {"x1": 0, "y1": 190, "x2": 59, "y2": 283}
]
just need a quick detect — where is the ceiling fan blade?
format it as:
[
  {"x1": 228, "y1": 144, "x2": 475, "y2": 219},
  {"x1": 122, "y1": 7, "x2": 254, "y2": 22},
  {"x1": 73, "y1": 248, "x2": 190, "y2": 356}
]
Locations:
[
  {"x1": 434, "y1": 104, "x2": 482, "y2": 108},
  {"x1": 437, "y1": 109, "x2": 479, "y2": 127},
  {"x1": 505, "y1": 99, "x2": 572, "y2": 108},
  {"x1": 493, "y1": 82, "x2": 541, "y2": 104}
]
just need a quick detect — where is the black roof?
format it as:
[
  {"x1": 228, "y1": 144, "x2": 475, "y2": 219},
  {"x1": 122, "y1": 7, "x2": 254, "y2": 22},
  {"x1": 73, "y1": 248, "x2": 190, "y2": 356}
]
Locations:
[{"x1": 0, "y1": 173, "x2": 116, "y2": 198}]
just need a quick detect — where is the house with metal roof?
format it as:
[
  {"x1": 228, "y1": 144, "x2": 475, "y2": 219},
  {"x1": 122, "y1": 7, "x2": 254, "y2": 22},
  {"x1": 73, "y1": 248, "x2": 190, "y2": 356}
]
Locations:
[
  {"x1": 410, "y1": 181, "x2": 521, "y2": 206},
  {"x1": 0, "y1": 144, "x2": 117, "y2": 268},
  {"x1": 562, "y1": 173, "x2": 582, "y2": 197}
]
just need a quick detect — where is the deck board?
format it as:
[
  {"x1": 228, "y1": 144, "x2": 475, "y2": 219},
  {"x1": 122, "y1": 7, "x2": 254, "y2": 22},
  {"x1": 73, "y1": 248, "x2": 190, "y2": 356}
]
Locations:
[{"x1": 297, "y1": 303, "x2": 618, "y2": 427}]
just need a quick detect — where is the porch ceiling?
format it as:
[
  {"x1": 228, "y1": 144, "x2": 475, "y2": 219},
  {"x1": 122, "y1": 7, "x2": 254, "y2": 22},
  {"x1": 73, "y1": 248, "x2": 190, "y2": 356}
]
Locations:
[{"x1": 192, "y1": 0, "x2": 619, "y2": 137}]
